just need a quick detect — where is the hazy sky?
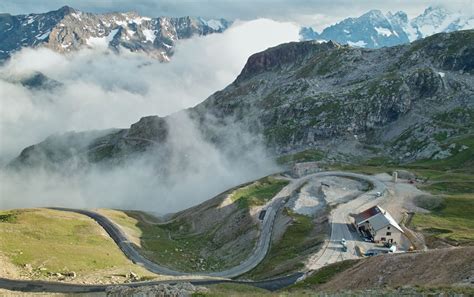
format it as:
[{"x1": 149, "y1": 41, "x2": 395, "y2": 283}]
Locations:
[{"x1": 1, "y1": 0, "x2": 472, "y2": 30}]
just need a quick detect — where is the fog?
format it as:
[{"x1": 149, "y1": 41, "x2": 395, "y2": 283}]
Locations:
[
  {"x1": 0, "y1": 19, "x2": 299, "y2": 212},
  {"x1": 0, "y1": 112, "x2": 279, "y2": 213}
]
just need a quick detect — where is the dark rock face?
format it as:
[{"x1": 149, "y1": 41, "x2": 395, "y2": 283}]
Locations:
[
  {"x1": 9, "y1": 30, "x2": 474, "y2": 168},
  {"x1": 0, "y1": 6, "x2": 230, "y2": 62},
  {"x1": 19, "y1": 72, "x2": 62, "y2": 90},
  {"x1": 236, "y1": 41, "x2": 341, "y2": 83}
]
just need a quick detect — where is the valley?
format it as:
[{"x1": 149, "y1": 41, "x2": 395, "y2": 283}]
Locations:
[
  {"x1": 2, "y1": 156, "x2": 472, "y2": 295},
  {"x1": 0, "y1": 3, "x2": 473, "y2": 296}
]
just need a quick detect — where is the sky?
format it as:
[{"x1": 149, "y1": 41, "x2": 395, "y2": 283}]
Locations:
[{"x1": 1, "y1": 0, "x2": 473, "y2": 30}]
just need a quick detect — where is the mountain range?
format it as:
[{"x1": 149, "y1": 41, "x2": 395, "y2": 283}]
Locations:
[
  {"x1": 300, "y1": 6, "x2": 474, "y2": 48},
  {"x1": 10, "y1": 30, "x2": 474, "y2": 171},
  {"x1": 3, "y1": 5, "x2": 472, "y2": 61},
  {"x1": 0, "y1": 6, "x2": 230, "y2": 62}
]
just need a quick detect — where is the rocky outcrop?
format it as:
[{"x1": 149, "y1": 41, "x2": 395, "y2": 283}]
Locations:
[
  {"x1": 236, "y1": 40, "x2": 341, "y2": 82},
  {"x1": 106, "y1": 282, "x2": 208, "y2": 297}
]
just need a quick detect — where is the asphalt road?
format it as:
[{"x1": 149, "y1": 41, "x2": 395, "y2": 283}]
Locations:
[
  {"x1": 49, "y1": 189, "x2": 283, "y2": 279},
  {"x1": 0, "y1": 273, "x2": 304, "y2": 293},
  {"x1": 52, "y1": 171, "x2": 384, "y2": 277},
  {"x1": 0, "y1": 171, "x2": 385, "y2": 293}
]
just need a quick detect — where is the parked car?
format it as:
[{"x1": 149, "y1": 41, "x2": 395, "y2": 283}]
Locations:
[
  {"x1": 375, "y1": 191, "x2": 382, "y2": 197},
  {"x1": 364, "y1": 250, "x2": 376, "y2": 257},
  {"x1": 363, "y1": 237, "x2": 373, "y2": 242},
  {"x1": 340, "y1": 238, "x2": 346, "y2": 245}
]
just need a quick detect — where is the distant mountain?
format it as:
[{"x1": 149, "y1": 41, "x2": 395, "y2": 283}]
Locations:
[
  {"x1": 301, "y1": 6, "x2": 474, "y2": 48},
  {"x1": 10, "y1": 30, "x2": 474, "y2": 170},
  {"x1": 0, "y1": 6, "x2": 230, "y2": 61}
]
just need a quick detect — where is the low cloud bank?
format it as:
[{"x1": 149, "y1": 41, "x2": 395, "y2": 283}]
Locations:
[
  {"x1": 0, "y1": 19, "x2": 298, "y2": 212},
  {"x1": 0, "y1": 18, "x2": 299, "y2": 163},
  {"x1": 0, "y1": 112, "x2": 279, "y2": 213}
]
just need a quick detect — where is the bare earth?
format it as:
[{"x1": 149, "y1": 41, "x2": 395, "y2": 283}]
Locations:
[
  {"x1": 319, "y1": 247, "x2": 474, "y2": 291},
  {"x1": 0, "y1": 253, "x2": 22, "y2": 280}
]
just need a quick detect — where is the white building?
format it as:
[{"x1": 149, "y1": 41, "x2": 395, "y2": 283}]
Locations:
[{"x1": 355, "y1": 205, "x2": 404, "y2": 246}]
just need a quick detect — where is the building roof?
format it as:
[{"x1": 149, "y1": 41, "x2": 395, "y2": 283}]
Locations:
[
  {"x1": 355, "y1": 205, "x2": 403, "y2": 233},
  {"x1": 354, "y1": 205, "x2": 381, "y2": 224}
]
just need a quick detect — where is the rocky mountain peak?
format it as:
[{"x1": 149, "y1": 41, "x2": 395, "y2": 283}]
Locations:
[
  {"x1": 360, "y1": 9, "x2": 385, "y2": 21},
  {"x1": 387, "y1": 11, "x2": 408, "y2": 24},
  {"x1": 56, "y1": 5, "x2": 77, "y2": 15},
  {"x1": 301, "y1": 6, "x2": 474, "y2": 48},
  {"x1": 0, "y1": 6, "x2": 230, "y2": 61}
]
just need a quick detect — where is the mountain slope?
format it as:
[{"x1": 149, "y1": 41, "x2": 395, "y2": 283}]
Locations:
[
  {"x1": 301, "y1": 6, "x2": 474, "y2": 48},
  {"x1": 317, "y1": 247, "x2": 473, "y2": 291},
  {"x1": 0, "y1": 6, "x2": 230, "y2": 61},
  {"x1": 9, "y1": 30, "x2": 474, "y2": 169}
]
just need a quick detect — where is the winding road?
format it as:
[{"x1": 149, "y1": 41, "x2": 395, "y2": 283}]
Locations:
[{"x1": 0, "y1": 170, "x2": 386, "y2": 293}]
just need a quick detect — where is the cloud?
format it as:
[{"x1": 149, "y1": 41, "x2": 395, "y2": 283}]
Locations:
[
  {"x1": 0, "y1": 112, "x2": 279, "y2": 213},
  {"x1": 0, "y1": 18, "x2": 300, "y2": 163},
  {"x1": 0, "y1": 19, "x2": 297, "y2": 212}
]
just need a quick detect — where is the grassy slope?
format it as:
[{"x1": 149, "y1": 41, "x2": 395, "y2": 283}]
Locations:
[
  {"x1": 276, "y1": 149, "x2": 326, "y2": 165},
  {"x1": 98, "y1": 177, "x2": 288, "y2": 273},
  {"x1": 230, "y1": 177, "x2": 289, "y2": 209},
  {"x1": 0, "y1": 208, "x2": 154, "y2": 281},
  {"x1": 404, "y1": 136, "x2": 474, "y2": 245},
  {"x1": 199, "y1": 251, "x2": 474, "y2": 296},
  {"x1": 287, "y1": 259, "x2": 359, "y2": 291},
  {"x1": 98, "y1": 209, "x2": 230, "y2": 272},
  {"x1": 411, "y1": 194, "x2": 474, "y2": 244},
  {"x1": 243, "y1": 208, "x2": 327, "y2": 280}
]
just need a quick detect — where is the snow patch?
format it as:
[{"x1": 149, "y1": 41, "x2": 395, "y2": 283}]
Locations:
[
  {"x1": 131, "y1": 17, "x2": 151, "y2": 24},
  {"x1": 206, "y1": 19, "x2": 224, "y2": 31},
  {"x1": 402, "y1": 23, "x2": 419, "y2": 41},
  {"x1": 36, "y1": 30, "x2": 51, "y2": 40},
  {"x1": 86, "y1": 36, "x2": 108, "y2": 48},
  {"x1": 106, "y1": 29, "x2": 119, "y2": 43},
  {"x1": 347, "y1": 40, "x2": 367, "y2": 47},
  {"x1": 374, "y1": 26, "x2": 393, "y2": 36},
  {"x1": 71, "y1": 12, "x2": 82, "y2": 21},
  {"x1": 142, "y1": 29, "x2": 156, "y2": 42}
]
